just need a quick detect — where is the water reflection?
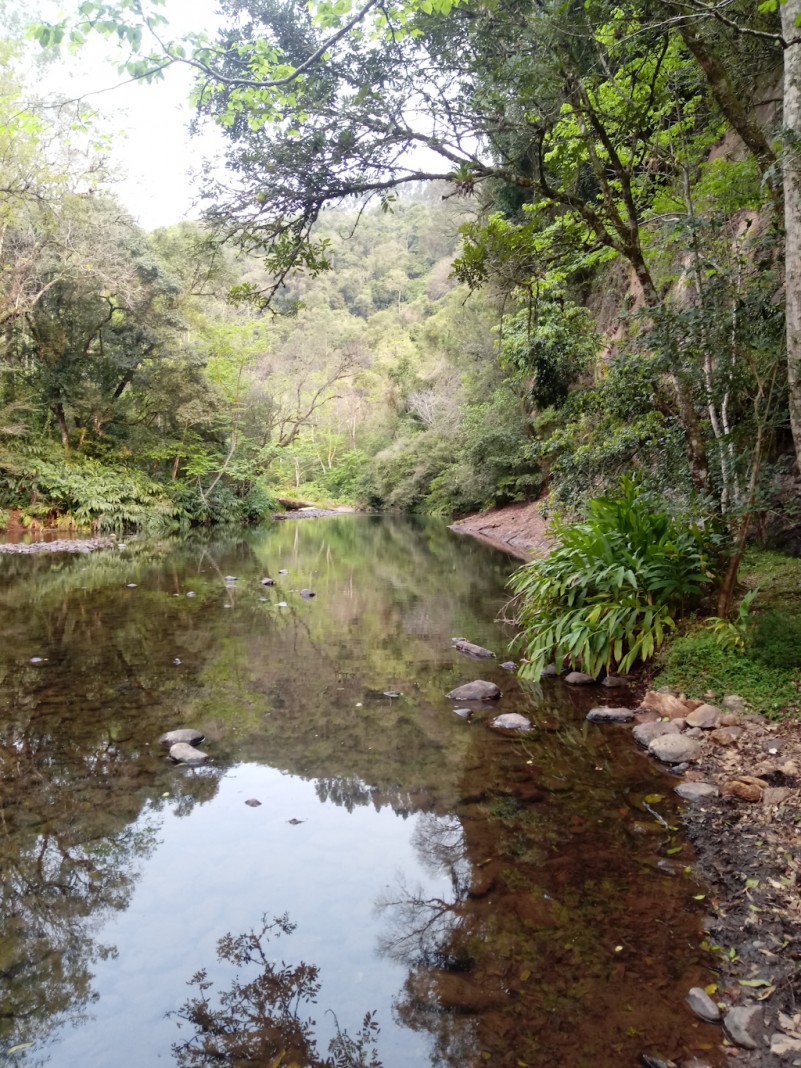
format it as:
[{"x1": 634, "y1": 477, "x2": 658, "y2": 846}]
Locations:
[
  {"x1": 170, "y1": 914, "x2": 382, "y2": 1068},
  {"x1": 0, "y1": 519, "x2": 723, "y2": 1067}
]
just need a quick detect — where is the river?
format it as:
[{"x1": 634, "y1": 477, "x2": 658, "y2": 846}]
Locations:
[{"x1": 0, "y1": 516, "x2": 721, "y2": 1067}]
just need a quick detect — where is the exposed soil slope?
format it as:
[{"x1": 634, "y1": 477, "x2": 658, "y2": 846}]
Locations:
[{"x1": 449, "y1": 500, "x2": 551, "y2": 559}]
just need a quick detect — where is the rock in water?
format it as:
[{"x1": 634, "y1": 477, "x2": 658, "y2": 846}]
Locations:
[
  {"x1": 447, "y1": 680, "x2": 501, "y2": 702},
  {"x1": 160, "y1": 728, "x2": 205, "y2": 748},
  {"x1": 675, "y1": 782, "x2": 719, "y2": 801},
  {"x1": 632, "y1": 721, "x2": 680, "y2": 748},
  {"x1": 452, "y1": 638, "x2": 495, "y2": 659},
  {"x1": 168, "y1": 742, "x2": 209, "y2": 764},
  {"x1": 300, "y1": 588, "x2": 316, "y2": 598},
  {"x1": 686, "y1": 987, "x2": 721, "y2": 1022},
  {"x1": 601, "y1": 675, "x2": 627, "y2": 688},
  {"x1": 500, "y1": 661, "x2": 517, "y2": 671},
  {"x1": 586, "y1": 706, "x2": 635, "y2": 723},
  {"x1": 260, "y1": 577, "x2": 275, "y2": 586},
  {"x1": 492, "y1": 713, "x2": 531, "y2": 731},
  {"x1": 245, "y1": 798, "x2": 262, "y2": 807},
  {"x1": 648, "y1": 734, "x2": 703, "y2": 765},
  {"x1": 564, "y1": 671, "x2": 595, "y2": 685}
]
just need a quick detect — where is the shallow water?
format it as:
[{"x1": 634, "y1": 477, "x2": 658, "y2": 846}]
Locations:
[{"x1": 0, "y1": 516, "x2": 722, "y2": 1067}]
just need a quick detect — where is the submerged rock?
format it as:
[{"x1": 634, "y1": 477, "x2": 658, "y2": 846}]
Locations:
[
  {"x1": 168, "y1": 742, "x2": 209, "y2": 764},
  {"x1": 160, "y1": 728, "x2": 205, "y2": 748},
  {"x1": 564, "y1": 671, "x2": 595, "y2": 685},
  {"x1": 453, "y1": 707, "x2": 473, "y2": 719},
  {"x1": 452, "y1": 638, "x2": 495, "y2": 659},
  {"x1": 586, "y1": 706, "x2": 634, "y2": 723},
  {"x1": 601, "y1": 675, "x2": 627, "y2": 688},
  {"x1": 447, "y1": 680, "x2": 500, "y2": 702},
  {"x1": 492, "y1": 713, "x2": 531, "y2": 731}
]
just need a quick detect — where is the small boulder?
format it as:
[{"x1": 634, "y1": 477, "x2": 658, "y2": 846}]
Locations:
[
  {"x1": 723, "y1": 1005, "x2": 763, "y2": 1050},
  {"x1": 633, "y1": 721, "x2": 681, "y2": 748},
  {"x1": 648, "y1": 734, "x2": 703, "y2": 765},
  {"x1": 675, "y1": 782, "x2": 719, "y2": 801},
  {"x1": 601, "y1": 675, "x2": 627, "y2": 688},
  {"x1": 452, "y1": 638, "x2": 495, "y2": 659},
  {"x1": 453, "y1": 707, "x2": 473, "y2": 719},
  {"x1": 541, "y1": 663, "x2": 559, "y2": 677},
  {"x1": 447, "y1": 680, "x2": 500, "y2": 702},
  {"x1": 723, "y1": 776, "x2": 767, "y2": 802},
  {"x1": 586, "y1": 706, "x2": 635, "y2": 723},
  {"x1": 685, "y1": 703, "x2": 722, "y2": 730},
  {"x1": 640, "y1": 690, "x2": 695, "y2": 719},
  {"x1": 711, "y1": 726, "x2": 744, "y2": 746},
  {"x1": 686, "y1": 987, "x2": 721, "y2": 1022},
  {"x1": 169, "y1": 742, "x2": 209, "y2": 764},
  {"x1": 564, "y1": 671, "x2": 595, "y2": 685},
  {"x1": 500, "y1": 661, "x2": 517, "y2": 671},
  {"x1": 492, "y1": 713, "x2": 531, "y2": 731},
  {"x1": 160, "y1": 728, "x2": 205, "y2": 748}
]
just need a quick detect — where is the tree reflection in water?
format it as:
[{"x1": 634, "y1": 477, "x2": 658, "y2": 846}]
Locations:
[{"x1": 170, "y1": 914, "x2": 383, "y2": 1068}]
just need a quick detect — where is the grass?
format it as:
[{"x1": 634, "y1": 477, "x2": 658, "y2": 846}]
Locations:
[{"x1": 654, "y1": 549, "x2": 801, "y2": 719}]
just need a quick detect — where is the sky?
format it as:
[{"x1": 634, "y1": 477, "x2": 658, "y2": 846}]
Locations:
[{"x1": 33, "y1": 0, "x2": 226, "y2": 230}]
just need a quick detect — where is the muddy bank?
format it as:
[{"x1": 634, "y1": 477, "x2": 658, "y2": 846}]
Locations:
[
  {"x1": 272, "y1": 505, "x2": 357, "y2": 521},
  {"x1": 449, "y1": 499, "x2": 551, "y2": 558}
]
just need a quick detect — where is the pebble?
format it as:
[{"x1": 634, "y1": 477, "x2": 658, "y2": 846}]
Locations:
[
  {"x1": 686, "y1": 986, "x2": 721, "y2": 1022},
  {"x1": 30, "y1": 656, "x2": 43, "y2": 664}
]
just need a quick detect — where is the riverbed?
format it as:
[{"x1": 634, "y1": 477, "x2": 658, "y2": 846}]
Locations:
[{"x1": 0, "y1": 516, "x2": 721, "y2": 1067}]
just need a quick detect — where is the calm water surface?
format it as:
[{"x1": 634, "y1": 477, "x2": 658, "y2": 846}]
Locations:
[{"x1": 0, "y1": 517, "x2": 722, "y2": 1067}]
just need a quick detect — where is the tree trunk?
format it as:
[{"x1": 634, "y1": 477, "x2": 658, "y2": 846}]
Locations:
[
  {"x1": 782, "y1": 0, "x2": 801, "y2": 476},
  {"x1": 53, "y1": 402, "x2": 70, "y2": 452},
  {"x1": 678, "y1": 23, "x2": 776, "y2": 174}
]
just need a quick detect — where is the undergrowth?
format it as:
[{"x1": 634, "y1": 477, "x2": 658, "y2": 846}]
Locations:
[{"x1": 655, "y1": 550, "x2": 801, "y2": 719}]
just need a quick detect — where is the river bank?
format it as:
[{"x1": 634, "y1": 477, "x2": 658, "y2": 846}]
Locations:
[{"x1": 449, "y1": 504, "x2": 801, "y2": 1065}]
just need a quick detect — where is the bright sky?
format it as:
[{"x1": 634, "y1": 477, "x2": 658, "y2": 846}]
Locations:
[{"x1": 35, "y1": 0, "x2": 225, "y2": 230}]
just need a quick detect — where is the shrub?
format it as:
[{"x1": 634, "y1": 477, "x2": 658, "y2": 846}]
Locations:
[{"x1": 510, "y1": 476, "x2": 719, "y2": 679}]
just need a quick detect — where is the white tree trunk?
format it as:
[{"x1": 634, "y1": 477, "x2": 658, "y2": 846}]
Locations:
[{"x1": 782, "y1": 0, "x2": 801, "y2": 473}]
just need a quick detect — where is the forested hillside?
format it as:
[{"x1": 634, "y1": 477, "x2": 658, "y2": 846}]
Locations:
[{"x1": 6, "y1": 0, "x2": 801, "y2": 606}]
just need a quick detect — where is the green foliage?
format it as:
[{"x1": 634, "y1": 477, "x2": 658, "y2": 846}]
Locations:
[
  {"x1": 510, "y1": 477, "x2": 718, "y2": 679},
  {"x1": 705, "y1": 587, "x2": 759, "y2": 650},
  {"x1": 0, "y1": 452, "x2": 179, "y2": 532},
  {"x1": 656, "y1": 629, "x2": 801, "y2": 719},
  {"x1": 501, "y1": 295, "x2": 600, "y2": 410}
]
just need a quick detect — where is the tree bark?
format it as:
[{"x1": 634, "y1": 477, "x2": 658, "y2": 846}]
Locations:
[
  {"x1": 782, "y1": 0, "x2": 801, "y2": 476},
  {"x1": 53, "y1": 401, "x2": 70, "y2": 452}
]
